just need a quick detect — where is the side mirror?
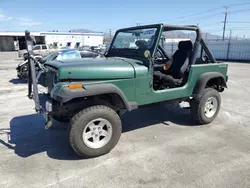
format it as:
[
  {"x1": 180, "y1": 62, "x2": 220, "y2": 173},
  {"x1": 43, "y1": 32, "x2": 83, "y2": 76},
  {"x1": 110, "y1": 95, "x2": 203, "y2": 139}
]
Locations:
[{"x1": 144, "y1": 50, "x2": 151, "y2": 59}]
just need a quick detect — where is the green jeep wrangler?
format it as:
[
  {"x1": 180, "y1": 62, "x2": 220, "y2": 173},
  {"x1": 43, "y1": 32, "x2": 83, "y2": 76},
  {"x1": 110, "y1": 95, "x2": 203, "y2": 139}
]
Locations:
[{"x1": 26, "y1": 24, "x2": 228, "y2": 158}]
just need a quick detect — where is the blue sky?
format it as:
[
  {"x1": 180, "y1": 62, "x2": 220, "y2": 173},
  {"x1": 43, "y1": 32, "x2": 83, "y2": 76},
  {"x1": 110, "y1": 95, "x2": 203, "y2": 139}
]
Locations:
[{"x1": 0, "y1": 0, "x2": 250, "y2": 37}]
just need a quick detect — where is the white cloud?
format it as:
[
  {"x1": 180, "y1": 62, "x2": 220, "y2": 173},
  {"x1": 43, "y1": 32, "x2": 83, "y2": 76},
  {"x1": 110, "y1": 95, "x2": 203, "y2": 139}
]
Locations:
[
  {"x1": 0, "y1": 9, "x2": 12, "y2": 21},
  {"x1": 18, "y1": 17, "x2": 41, "y2": 26},
  {"x1": 0, "y1": 9, "x2": 40, "y2": 26}
]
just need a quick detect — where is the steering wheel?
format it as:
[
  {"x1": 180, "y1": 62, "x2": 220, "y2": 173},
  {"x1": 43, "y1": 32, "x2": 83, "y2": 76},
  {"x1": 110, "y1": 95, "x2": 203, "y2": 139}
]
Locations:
[
  {"x1": 155, "y1": 46, "x2": 170, "y2": 63},
  {"x1": 153, "y1": 46, "x2": 172, "y2": 72}
]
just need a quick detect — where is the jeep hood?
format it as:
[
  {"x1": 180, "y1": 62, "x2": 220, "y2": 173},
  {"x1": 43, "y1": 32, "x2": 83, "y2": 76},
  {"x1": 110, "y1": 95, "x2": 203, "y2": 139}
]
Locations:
[{"x1": 45, "y1": 57, "x2": 139, "y2": 80}]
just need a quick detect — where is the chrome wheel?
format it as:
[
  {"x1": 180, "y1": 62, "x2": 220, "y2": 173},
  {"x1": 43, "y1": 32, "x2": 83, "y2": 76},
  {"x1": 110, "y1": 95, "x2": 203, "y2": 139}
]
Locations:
[
  {"x1": 82, "y1": 118, "x2": 113, "y2": 149},
  {"x1": 204, "y1": 97, "x2": 218, "y2": 118}
]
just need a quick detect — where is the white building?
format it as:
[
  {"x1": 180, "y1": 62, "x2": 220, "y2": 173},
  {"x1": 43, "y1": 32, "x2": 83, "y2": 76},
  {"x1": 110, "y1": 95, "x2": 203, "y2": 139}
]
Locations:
[
  {"x1": 42, "y1": 31, "x2": 104, "y2": 49},
  {"x1": 0, "y1": 31, "x2": 104, "y2": 51}
]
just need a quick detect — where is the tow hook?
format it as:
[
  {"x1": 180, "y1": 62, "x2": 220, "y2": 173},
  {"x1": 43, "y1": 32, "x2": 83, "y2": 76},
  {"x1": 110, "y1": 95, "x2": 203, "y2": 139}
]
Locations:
[
  {"x1": 43, "y1": 112, "x2": 52, "y2": 129},
  {"x1": 45, "y1": 118, "x2": 52, "y2": 129}
]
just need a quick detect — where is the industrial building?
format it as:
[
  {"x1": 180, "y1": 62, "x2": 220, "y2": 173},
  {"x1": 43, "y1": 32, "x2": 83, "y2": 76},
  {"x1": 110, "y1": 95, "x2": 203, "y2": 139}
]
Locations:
[{"x1": 0, "y1": 31, "x2": 104, "y2": 51}]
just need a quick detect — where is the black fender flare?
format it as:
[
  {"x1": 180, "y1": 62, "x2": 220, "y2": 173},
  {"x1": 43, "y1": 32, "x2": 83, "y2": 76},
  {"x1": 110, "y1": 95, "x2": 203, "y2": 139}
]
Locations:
[
  {"x1": 52, "y1": 83, "x2": 138, "y2": 111},
  {"x1": 192, "y1": 72, "x2": 227, "y2": 96}
]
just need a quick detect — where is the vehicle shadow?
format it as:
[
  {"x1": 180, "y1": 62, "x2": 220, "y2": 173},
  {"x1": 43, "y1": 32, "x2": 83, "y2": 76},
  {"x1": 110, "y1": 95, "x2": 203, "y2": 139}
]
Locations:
[
  {"x1": 9, "y1": 78, "x2": 27, "y2": 84},
  {"x1": 122, "y1": 104, "x2": 195, "y2": 132},
  {"x1": 1, "y1": 104, "x2": 195, "y2": 160},
  {"x1": 4, "y1": 114, "x2": 82, "y2": 160}
]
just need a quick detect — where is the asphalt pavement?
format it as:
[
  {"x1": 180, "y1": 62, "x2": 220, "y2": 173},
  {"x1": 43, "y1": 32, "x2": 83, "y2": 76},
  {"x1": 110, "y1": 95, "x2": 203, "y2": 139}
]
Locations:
[{"x1": 0, "y1": 52, "x2": 250, "y2": 188}]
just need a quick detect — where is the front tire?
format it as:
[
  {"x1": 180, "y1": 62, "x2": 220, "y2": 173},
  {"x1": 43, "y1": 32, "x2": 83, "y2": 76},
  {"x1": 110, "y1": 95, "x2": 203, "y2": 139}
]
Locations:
[
  {"x1": 69, "y1": 105, "x2": 122, "y2": 158},
  {"x1": 190, "y1": 88, "x2": 221, "y2": 125}
]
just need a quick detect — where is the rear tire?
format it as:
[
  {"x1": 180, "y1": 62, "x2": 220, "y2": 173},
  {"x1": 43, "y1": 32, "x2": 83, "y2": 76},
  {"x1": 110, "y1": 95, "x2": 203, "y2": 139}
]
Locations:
[
  {"x1": 190, "y1": 88, "x2": 221, "y2": 125},
  {"x1": 69, "y1": 105, "x2": 122, "y2": 158}
]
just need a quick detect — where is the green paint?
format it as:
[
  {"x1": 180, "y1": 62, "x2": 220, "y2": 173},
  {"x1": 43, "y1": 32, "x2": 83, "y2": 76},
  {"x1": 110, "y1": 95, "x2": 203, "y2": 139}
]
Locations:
[{"x1": 45, "y1": 24, "x2": 228, "y2": 108}]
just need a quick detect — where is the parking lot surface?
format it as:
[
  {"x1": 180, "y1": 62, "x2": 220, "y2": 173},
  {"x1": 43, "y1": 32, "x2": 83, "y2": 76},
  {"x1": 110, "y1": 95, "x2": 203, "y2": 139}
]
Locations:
[{"x1": 0, "y1": 52, "x2": 250, "y2": 188}]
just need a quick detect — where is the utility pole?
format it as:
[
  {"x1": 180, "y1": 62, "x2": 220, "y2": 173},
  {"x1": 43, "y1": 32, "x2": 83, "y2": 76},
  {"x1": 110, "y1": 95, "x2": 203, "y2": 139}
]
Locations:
[
  {"x1": 109, "y1": 29, "x2": 112, "y2": 41},
  {"x1": 226, "y1": 29, "x2": 232, "y2": 60},
  {"x1": 222, "y1": 6, "x2": 228, "y2": 41}
]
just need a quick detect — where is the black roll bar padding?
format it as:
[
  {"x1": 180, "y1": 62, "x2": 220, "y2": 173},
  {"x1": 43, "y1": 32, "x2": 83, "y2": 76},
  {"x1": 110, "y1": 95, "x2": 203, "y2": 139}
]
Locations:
[
  {"x1": 162, "y1": 24, "x2": 202, "y2": 65},
  {"x1": 200, "y1": 38, "x2": 217, "y2": 63},
  {"x1": 190, "y1": 26, "x2": 201, "y2": 65},
  {"x1": 162, "y1": 25, "x2": 217, "y2": 64}
]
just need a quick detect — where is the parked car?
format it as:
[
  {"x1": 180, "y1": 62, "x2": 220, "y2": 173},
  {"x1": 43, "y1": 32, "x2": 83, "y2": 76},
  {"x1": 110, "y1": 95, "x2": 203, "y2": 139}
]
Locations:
[
  {"x1": 79, "y1": 49, "x2": 101, "y2": 58},
  {"x1": 18, "y1": 44, "x2": 58, "y2": 60},
  {"x1": 98, "y1": 44, "x2": 107, "y2": 51},
  {"x1": 78, "y1": 45, "x2": 90, "y2": 51},
  {"x1": 16, "y1": 49, "x2": 100, "y2": 80}
]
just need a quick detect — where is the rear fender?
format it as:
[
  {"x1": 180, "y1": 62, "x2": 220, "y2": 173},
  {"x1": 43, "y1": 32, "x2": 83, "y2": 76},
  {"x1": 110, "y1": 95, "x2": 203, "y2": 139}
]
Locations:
[{"x1": 192, "y1": 72, "x2": 227, "y2": 96}]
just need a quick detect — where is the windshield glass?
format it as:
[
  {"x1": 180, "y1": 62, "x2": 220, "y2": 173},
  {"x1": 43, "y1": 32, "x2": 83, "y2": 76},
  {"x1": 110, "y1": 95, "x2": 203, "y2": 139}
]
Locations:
[
  {"x1": 112, "y1": 28, "x2": 157, "y2": 50},
  {"x1": 57, "y1": 50, "x2": 81, "y2": 60},
  {"x1": 107, "y1": 26, "x2": 160, "y2": 59}
]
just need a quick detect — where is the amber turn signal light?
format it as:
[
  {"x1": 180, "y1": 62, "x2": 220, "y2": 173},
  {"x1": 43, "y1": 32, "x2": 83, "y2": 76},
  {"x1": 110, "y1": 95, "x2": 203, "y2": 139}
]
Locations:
[{"x1": 68, "y1": 84, "x2": 83, "y2": 89}]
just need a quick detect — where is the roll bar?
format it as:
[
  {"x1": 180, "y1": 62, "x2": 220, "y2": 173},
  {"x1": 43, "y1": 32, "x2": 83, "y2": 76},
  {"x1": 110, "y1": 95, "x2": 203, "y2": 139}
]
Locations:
[{"x1": 162, "y1": 24, "x2": 216, "y2": 64}]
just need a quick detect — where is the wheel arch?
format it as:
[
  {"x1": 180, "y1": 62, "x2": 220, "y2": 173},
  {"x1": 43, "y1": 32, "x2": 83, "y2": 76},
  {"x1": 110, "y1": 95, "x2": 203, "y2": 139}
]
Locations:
[
  {"x1": 192, "y1": 72, "x2": 227, "y2": 96},
  {"x1": 53, "y1": 83, "x2": 138, "y2": 112}
]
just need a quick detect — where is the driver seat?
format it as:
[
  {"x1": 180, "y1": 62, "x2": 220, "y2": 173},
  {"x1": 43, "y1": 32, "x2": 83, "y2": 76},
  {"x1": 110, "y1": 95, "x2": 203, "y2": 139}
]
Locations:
[{"x1": 154, "y1": 40, "x2": 193, "y2": 87}]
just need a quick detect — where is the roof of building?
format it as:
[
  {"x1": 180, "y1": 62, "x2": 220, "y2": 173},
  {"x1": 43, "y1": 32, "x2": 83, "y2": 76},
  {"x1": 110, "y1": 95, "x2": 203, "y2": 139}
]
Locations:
[
  {"x1": 0, "y1": 31, "x2": 41, "y2": 36},
  {"x1": 0, "y1": 31, "x2": 104, "y2": 37},
  {"x1": 41, "y1": 31, "x2": 104, "y2": 36}
]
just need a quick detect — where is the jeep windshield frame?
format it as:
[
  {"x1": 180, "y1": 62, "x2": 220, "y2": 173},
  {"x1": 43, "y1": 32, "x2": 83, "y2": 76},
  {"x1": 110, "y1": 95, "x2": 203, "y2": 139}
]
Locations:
[
  {"x1": 107, "y1": 24, "x2": 163, "y2": 60},
  {"x1": 107, "y1": 24, "x2": 217, "y2": 65}
]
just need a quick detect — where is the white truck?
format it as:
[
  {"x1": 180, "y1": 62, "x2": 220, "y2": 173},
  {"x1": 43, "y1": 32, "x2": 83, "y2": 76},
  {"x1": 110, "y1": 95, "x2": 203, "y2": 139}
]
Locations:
[{"x1": 18, "y1": 44, "x2": 57, "y2": 60}]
